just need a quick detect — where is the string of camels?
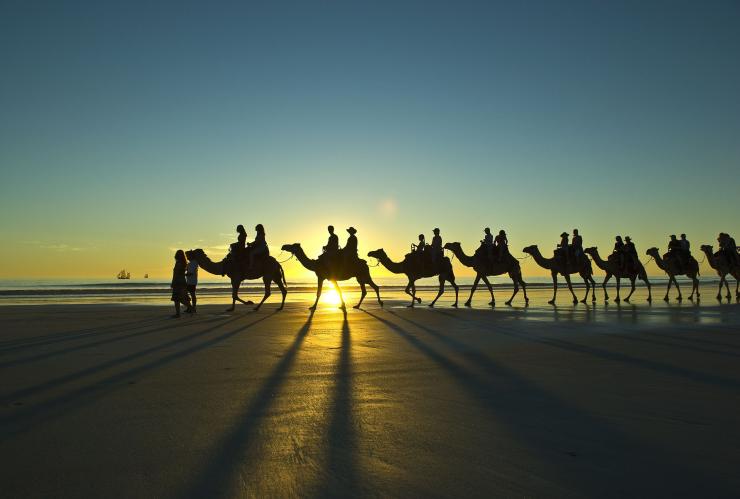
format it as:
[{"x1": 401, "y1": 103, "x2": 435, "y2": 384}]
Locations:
[{"x1": 187, "y1": 228, "x2": 739, "y2": 311}]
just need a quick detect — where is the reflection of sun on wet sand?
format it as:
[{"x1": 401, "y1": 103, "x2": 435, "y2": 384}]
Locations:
[{"x1": 2, "y1": 300, "x2": 740, "y2": 497}]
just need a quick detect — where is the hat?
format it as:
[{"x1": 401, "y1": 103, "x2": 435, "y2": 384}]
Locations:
[
  {"x1": 560, "y1": 232, "x2": 568, "y2": 237},
  {"x1": 625, "y1": 236, "x2": 631, "y2": 241},
  {"x1": 433, "y1": 228, "x2": 440, "y2": 233},
  {"x1": 484, "y1": 227, "x2": 490, "y2": 232},
  {"x1": 499, "y1": 230, "x2": 506, "y2": 235},
  {"x1": 347, "y1": 227, "x2": 356, "y2": 234}
]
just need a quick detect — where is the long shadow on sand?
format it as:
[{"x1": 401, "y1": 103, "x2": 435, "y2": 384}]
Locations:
[
  {"x1": 0, "y1": 313, "x2": 275, "y2": 441},
  {"x1": 0, "y1": 315, "x2": 216, "y2": 369},
  {"x1": 183, "y1": 311, "x2": 315, "y2": 498},
  {"x1": 316, "y1": 315, "x2": 359, "y2": 497},
  {"x1": 363, "y1": 310, "x2": 733, "y2": 496},
  {"x1": 0, "y1": 315, "x2": 164, "y2": 354}
]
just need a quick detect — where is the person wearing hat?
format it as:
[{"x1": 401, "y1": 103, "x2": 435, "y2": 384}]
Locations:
[
  {"x1": 431, "y1": 228, "x2": 443, "y2": 266},
  {"x1": 558, "y1": 232, "x2": 570, "y2": 266},
  {"x1": 613, "y1": 235, "x2": 625, "y2": 270},
  {"x1": 344, "y1": 227, "x2": 358, "y2": 265},
  {"x1": 482, "y1": 227, "x2": 494, "y2": 261},
  {"x1": 624, "y1": 236, "x2": 638, "y2": 270},
  {"x1": 248, "y1": 223, "x2": 269, "y2": 269},
  {"x1": 667, "y1": 234, "x2": 682, "y2": 267},
  {"x1": 494, "y1": 229, "x2": 509, "y2": 262},
  {"x1": 572, "y1": 229, "x2": 583, "y2": 264}
]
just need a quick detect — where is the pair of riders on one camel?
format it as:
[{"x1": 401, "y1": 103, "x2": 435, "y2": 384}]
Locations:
[
  {"x1": 717, "y1": 232, "x2": 739, "y2": 267},
  {"x1": 409, "y1": 228, "x2": 445, "y2": 270},
  {"x1": 665, "y1": 233, "x2": 696, "y2": 272},
  {"x1": 320, "y1": 225, "x2": 360, "y2": 267},
  {"x1": 477, "y1": 227, "x2": 509, "y2": 264},
  {"x1": 610, "y1": 235, "x2": 640, "y2": 273},
  {"x1": 227, "y1": 224, "x2": 269, "y2": 272},
  {"x1": 555, "y1": 229, "x2": 585, "y2": 267}
]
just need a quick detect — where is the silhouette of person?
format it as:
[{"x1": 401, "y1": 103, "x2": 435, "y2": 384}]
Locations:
[
  {"x1": 572, "y1": 229, "x2": 583, "y2": 263},
  {"x1": 624, "y1": 236, "x2": 638, "y2": 270},
  {"x1": 431, "y1": 228, "x2": 443, "y2": 266},
  {"x1": 171, "y1": 250, "x2": 192, "y2": 318},
  {"x1": 414, "y1": 234, "x2": 426, "y2": 255},
  {"x1": 558, "y1": 232, "x2": 570, "y2": 265},
  {"x1": 667, "y1": 234, "x2": 682, "y2": 268},
  {"x1": 483, "y1": 227, "x2": 494, "y2": 260},
  {"x1": 248, "y1": 224, "x2": 268, "y2": 269},
  {"x1": 232, "y1": 224, "x2": 247, "y2": 258},
  {"x1": 185, "y1": 250, "x2": 199, "y2": 312},
  {"x1": 323, "y1": 225, "x2": 339, "y2": 256},
  {"x1": 719, "y1": 233, "x2": 739, "y2": 266},
  {"x1": 680, "y1": 233, "x2": 691, "y2": 268},
  {"x1": 344, "y1": 227, "x2": 358, "y2": 265},
  {"x1": 494, "y1": 230, "x2": 508, "y2": 262},
  {"x1": 613, "y1": 235, "x2": 625, "y2": 269}
]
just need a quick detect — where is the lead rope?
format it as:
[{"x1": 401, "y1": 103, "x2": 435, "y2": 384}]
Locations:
[{"x1": 276, "y1": 251, "x2": 294, "y2": 264}]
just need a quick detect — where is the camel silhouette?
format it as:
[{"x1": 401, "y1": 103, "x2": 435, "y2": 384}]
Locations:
[
  {"x1": 280, "y1": 243, "x2": 382, "y2": 310},
  {"x1": 188, "y1": 249, "x2": 286, "y2": 311},
  {"x1": 585, "y1": 247, "x2": 652, "y2": 303},
  {"x1": 522, "y1": 245, "x2": 597, "y2": 304},
  {"x1": 700, "y1": 245, "x2": 739, "y2": 302},
  {"x1": 367, "y1": 249, "x2": 459, "y2": 307},
  {"x1": 645, "y1": 247, "x2": 699, "y2": 302},
  {"x1": 443, "y1": 242, "x2": 528, "y2": 306}
]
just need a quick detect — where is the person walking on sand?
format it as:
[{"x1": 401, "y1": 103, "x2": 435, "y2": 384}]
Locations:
[
  {"x1": 171, "y1": 250, "x2": 192, "y2": 318},
  {"x1": 185, "y1": 250, "x2": 199, "y2": 313}
]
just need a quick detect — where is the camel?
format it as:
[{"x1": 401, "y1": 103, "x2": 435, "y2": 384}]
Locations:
[
  {"x1": 367, "y1": 249, "x2": 458, "y2": 307},
  {"x1": 645, "y1": 247, "x2": 700, "y2": 302},
  {"x1": 443, "y1": 242, "x2": 528, "y2": 306},
  {"x1": 280, "y1": 244, "x2": 382, "y2": 310},
  {"x1": 584, "y1": 247, "x2": 652, "y2": 303},
  {"x1": 522, "y1": 245, "x2": 597, "y2": 304},
  {"x1": 699, "y1": 245, "x2": 739, "y2": 302},
  {"x1": 188, "y1": 249, "x2": 286, "y2": 311}
]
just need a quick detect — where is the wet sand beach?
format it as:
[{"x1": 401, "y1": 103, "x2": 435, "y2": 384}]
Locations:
[{"x1": 2, "y1": 293, "x2": 740, "y2": 498}]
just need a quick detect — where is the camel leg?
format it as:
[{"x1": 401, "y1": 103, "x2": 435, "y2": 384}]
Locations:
[
  {"x1": 429, "y1": 275, "x2": 445, "y2": 308},
  {"x1": 625, "y1": 277, "x2": 636, "y2": 302},
  {"x1": 674, "y1": 276, "x2": 683, "y2": 301},
  {"x1": 549, "y1": 272, "x2": 558, "y2": 305},
  {"x1": 690, "y1": 275, "x2": 699, "y2": 301},
  {"x1": 450, "y1": 276, "x2": 459, "y2": 308},
  {"x1": 565, "y1": 274, "x2": 590, "y2": 305},
  {"x1": 520, "y1": 275, "x2": 529, "y2": 304},
  {"x1": 334, "y1": 281, "x2": 347, "y2": 310},
  {"x1": 722, "y1": 275, "x2": 731, "y2": 302},
  {"x1": 407, "y1": 281, "x2": 417, "y2": 308},
  {"x1": 590, "y1": 275, "x2": 597, "y2": 302},
  {"x1": 254, "y1": 277, "x2": 272, "y2": 311},
  {"x1": 664, "y1": 276, "x2": 672, "y2": 301},
  {"x1": 644, "y1": 276, "x2": 652, "y2": 302},
  {"x1": 602, "y1": 274, "x2": 611, "y2": 302},
  {"x1": 465, "y1": 275, "x2": 480, "y2": 307},
  {"x1": 716, "y1": 275, "x2": 725, "y2": 301},
  {"x1": 481, "y1": 275, "x2": 496, "y2": 306},
  {"x1": 226, "y1": 280, "x2": 238, "y2": 312},
  {"x1": 369, "y1": 278, "x2": 383, "y2": 307},
  {"x1": 355, "y1": 280, "x2": 367, "y2": 309},
  {"x1": 274, "y1": 275, "x2": 286, "y2": 310},
  {"x1": 614, "y1": 277, "x2": 621, "y2": 303},
  {"x1": 309, "y1": 278, "x2": 324, "y2": 310}
]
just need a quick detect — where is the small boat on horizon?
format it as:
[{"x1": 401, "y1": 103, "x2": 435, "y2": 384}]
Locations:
[{"x1": 117, "y1": 269, "x2": 131, "y2": 280}]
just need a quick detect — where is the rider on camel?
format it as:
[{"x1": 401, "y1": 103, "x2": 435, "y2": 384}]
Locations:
[
  {"x1": 572, "y1": 229, "x2": 583, "y2": 264},
  {"x1": 248, "y1": 224, "x2": 269, "y2": 269},
  {"x1": 494, "y1": 230, "x2": 508, "y2": 262},
  {"x1": 558, "y1": 232, "x2": 570, "y2": 266},
  {"x1": 613, "y1": 235, "x2": 625, "y2": 270},
  {"x1": 483, "y1": 228, "x2": 494, "y2": 261},
  {"x1": 431, "y1": 228, "x2": 443, "y2": 266},
  {"x1": 719, "y1": 233, "x2": 739, "y2": 266},
  {"x1": 344, "y1": 227, "x2": 358, "y2": 265},
  {"x1": 624, "y1": 236, "x2": 638, "y2": 270}
]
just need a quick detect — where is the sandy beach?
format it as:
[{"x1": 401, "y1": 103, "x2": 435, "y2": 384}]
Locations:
[{"x1": 2, "y1": 297, "x2": 740, "y2": 498}]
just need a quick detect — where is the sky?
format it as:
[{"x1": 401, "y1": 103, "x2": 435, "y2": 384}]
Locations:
[{"x1": 1, "y1": 0, "x2": 738, "y2": 279}]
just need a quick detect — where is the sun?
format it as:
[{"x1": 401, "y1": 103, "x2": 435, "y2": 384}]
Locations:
[{"x1": 320, "y1": 286, "x2": 344, "y2": 306}]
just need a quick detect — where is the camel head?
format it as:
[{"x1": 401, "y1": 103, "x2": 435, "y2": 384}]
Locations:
[
  {"x1": 188, "y1": 248, "x2": 208, "y2": 261},
  {"x1": 522, "y1": 245, "x2": 538, "y2": 255},
  {"x1": 281, "y1": 243, "x2": 301, "y2": 254},
  {"x1": 646, "y1": 247, "x2": 659, "y2": 257},
  {"x1": 443, "y1": 242, "x2": 461, "y2": 251},
  {"x1": 584, "y1": 247, "x2": 597, "y2": 255},
  {"x1": 367, "y1": 249, "x2": 386, "y2": 259},
  {"x1": 701, "y1": 244, "x2": 713, "y2": 253}
]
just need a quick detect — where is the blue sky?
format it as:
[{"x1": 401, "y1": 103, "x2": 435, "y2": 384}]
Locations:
[{"x1": 1, "y1": 0, "x2": 738, "y2": 278}]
